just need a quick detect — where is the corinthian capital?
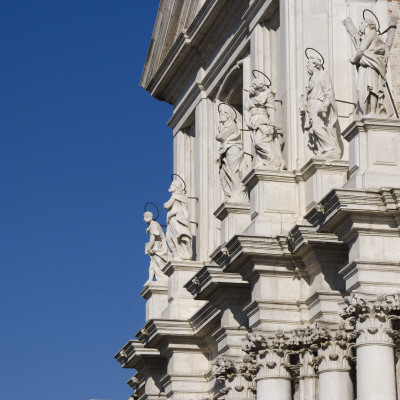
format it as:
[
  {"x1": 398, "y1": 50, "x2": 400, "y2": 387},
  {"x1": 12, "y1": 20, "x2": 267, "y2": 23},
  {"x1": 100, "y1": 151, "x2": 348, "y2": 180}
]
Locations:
[
  {"x1": 212, "y1": 355, "x2": 257, "y2": 399},
  {"x1": 340, "y1": 292, "x2": 400, "y2": 345},
  {"x1": 242, "y1": 331, "x2": 293, "y2": 379}
]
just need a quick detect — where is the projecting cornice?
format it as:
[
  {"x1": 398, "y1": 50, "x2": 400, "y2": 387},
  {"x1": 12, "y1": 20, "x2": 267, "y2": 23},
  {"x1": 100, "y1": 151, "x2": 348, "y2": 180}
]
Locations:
[{"x1": 140, "y1": 0, "x2": 278, "y2": 106}]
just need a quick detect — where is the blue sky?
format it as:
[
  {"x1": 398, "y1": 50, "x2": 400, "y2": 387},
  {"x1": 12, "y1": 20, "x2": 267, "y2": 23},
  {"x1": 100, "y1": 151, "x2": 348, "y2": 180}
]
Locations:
[{"x1": 0, "y1": 2, "x2": 173, "y2": 399}]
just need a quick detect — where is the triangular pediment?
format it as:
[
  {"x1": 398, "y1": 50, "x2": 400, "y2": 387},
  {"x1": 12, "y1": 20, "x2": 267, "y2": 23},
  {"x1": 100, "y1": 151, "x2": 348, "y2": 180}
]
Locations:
[{"x1": 140, "y1": 0, "x2": 203, "y2": 89}]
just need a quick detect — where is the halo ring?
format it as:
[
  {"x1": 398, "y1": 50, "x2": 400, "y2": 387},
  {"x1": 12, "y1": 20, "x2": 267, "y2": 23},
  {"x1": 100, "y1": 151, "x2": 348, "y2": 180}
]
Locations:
[
  {"x1": 218, "y1": 102, "x2": 238, "y2": 122},
  {"x1": 363, "y1": 9, "x2": 381, "y2": 34},
  {"x1": 251, "y1": 70, "x2": 272, "y2": 87},
  {"x1": 305, "y1": 47, "x2": 325, "y2": 67},
  {"x1": 171, "y1": 173, "x2": 187, "y2": 193},
  {"x1": 144, "y1": 202, "x2": 159, "y2": 220}
]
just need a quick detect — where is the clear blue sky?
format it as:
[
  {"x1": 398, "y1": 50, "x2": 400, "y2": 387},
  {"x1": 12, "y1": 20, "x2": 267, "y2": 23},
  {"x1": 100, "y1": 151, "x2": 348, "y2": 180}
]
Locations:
[{"x1": 0, "y1": 2, "x2": 173, "y2": 399}]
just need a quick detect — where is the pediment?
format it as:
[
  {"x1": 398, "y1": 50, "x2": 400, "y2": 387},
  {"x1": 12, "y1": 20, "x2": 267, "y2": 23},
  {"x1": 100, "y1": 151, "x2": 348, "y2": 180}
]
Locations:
[{"x1": 140, "y1": 0, "x2": 203, "y2": 89}]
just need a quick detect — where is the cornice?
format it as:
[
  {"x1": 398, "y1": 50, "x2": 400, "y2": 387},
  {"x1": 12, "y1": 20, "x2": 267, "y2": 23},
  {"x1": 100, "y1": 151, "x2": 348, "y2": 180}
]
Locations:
[
  {"x1": 114, "y1": 339, "x2": 161, "y2": 369},
  {"x1": 305, "y1": 188, "x2": 398, "y2": 233}
]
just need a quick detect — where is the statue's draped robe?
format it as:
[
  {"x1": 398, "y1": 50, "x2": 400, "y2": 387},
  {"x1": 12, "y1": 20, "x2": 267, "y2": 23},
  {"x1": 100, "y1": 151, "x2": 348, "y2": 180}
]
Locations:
[
  {"x1": 165, "y1": 192, "x2": 192, "y2": 260},
  {"x1": 357, "y1": 31, "x2": 393, "y2": 116},
  {"x1": 147, "y1": 220, "x2": 169, "y2": 278},
  {"x1": 248, "y1": 91, "x2": 286, "y2": 170},
  {"x1": 305, "y1": 69, "x2": 340, "y2": 157},
  {"x1": 217, "y1": 120, "x2": 247, "y2": 202}
]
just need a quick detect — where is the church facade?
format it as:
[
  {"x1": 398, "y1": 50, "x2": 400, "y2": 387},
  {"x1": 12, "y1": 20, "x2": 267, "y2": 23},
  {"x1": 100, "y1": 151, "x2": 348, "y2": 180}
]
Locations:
[{"x1": 115, "y1": 1, "x2": 400, "y2": 399}]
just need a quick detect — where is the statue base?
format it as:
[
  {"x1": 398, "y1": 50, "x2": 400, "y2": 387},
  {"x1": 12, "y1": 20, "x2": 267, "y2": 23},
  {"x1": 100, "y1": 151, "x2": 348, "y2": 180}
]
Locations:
[
  {"x1": 343, "y1": 118, "x2": 400, "y2": 189},
  {"x1": 161, "y1": 261, "x2": 205, "y2": 320},
  {"x1": 243, "y1": 169, "x2": 299, "y2": 236},
  {"x1": 214, "y1": 201, "x2": 251, "y2": 244},
  {"x1": 141, "y1": 282, "x2": 168, "y2": 321},
  {"x1": 300, "y1": 158, "x2": 349, "y2": 212}
]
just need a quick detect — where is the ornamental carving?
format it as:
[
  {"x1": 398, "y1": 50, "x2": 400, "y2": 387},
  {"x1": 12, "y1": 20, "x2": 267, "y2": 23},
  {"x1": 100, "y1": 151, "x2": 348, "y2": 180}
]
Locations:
[
  {"x1": 341, "y1": 292, "x2": 400, "y2": 345},
  {"x1": 242, "y1": 331, "x2": 292, "y2": 379},
  {"x1": 212, "y1": 356, "x2": 257, "y2": 400}
]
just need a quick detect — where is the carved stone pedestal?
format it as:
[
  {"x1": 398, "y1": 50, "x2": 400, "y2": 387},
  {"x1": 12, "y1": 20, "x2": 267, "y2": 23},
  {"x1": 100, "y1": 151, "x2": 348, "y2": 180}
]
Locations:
[
  {"x1": 300, "y1": 158, "x2": 349, "y2": 212},
  {"x1": 343, "y1": 118, "x2": 400, "y2": 189},
  {"x1": 161, "y1": 261, "x2": 204, "y2": 320},
  {"x1": 141, "y1": 283, "x2": 168, "y2": 321},
  {"x1": 214, "y1": 202, "x2": 251, "y2": 244},
  {"x1": 243, "y1": 169, "x2": 299, "y2": 236}
]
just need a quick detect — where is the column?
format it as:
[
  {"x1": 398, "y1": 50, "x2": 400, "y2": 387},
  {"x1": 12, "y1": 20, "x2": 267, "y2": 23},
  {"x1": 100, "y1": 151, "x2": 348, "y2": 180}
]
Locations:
[
  {"x1": 243, "y1": 332, "x2": 292, "y2": 400},
  {"x1": 310, "y1": 325, "x2": 354, "y2": 400},
  {"x1": 341, "y1": 292, "x2": 399, "y2": 400}
]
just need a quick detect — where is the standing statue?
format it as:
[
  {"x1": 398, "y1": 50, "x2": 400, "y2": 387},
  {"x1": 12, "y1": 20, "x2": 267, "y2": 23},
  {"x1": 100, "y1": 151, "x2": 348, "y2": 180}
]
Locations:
[
  {"x1": 244, "y1": 78, "x2": 286, "y2": 170},
  {"x1": 215, "y1": 103, "x2": 248, "y2": 203},
  {"x1": 343, "y1": 11, "x2": 398, "y2": 118},
  {"x1": 143, "y1": 211, "x2": 169, "y2": 285},
  {"x1": 299, "y1": 49, "x2": 341, "y2": 159},
  {"x1": 163, "y1": 176, "x2": 193, "y2": 261}
]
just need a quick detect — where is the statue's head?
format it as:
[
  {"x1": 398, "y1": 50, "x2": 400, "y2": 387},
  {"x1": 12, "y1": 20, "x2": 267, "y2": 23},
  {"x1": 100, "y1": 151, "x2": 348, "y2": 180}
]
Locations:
[
  {"x1": 143, "y1": 211, "x2": 153, "y2": 223},
  {"x1": 307, "y1": 56, "x2": 323, "y2": 74},
  {"x1": 359, "y1": 18, "x2": 376, "y2": 35},
  {"x1": 218, "y1": 104, "x2": 236, "y2": 123},
  {"x1": 169, "y1": 177, "x2": 185, "y2": 194},
  {"x1": 249, "y1": 79, "x2": 269, "y2": 95}
]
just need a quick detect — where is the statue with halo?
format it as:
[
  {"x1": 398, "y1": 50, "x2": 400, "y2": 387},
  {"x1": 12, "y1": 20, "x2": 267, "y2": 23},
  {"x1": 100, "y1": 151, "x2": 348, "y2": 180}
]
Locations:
[
  {"x1": 215, "y1": 103, "x2": 248, "y2": 203},
  {"x1": 143, "y1": 206, "x2": 169, "y2": 285},
  {"x1": 343, "y1": 9, "x2": 398, "y2": 118},
  {"x1": 163, "y1": 175, "x2": 193, "y2": 261},
  {"x1": 244, "y1": 71, "x2": 286, "y2": 170},
  {"x1": 299, "y1": 48, "x2": 341, "y2": 159}
]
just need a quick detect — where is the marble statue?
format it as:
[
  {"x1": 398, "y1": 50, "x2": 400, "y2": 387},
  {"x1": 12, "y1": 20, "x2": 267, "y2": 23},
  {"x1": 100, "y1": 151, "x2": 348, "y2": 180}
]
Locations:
[
  {"x1": 299, "y1": 52, "x2": 341, "y2": 159},
  {"x1": 343, "y1": 13, "x2": 398, "y2": 118},
  {"x1": 164, "y1": 177, "x2": 193, "y2": 261},
  {"x1": 244, "y1": 79, "x2": 286, "y2": 170},
  {"x1": 215, "y1": 103, "x2": 248, "y2": 203},
  {"x1": 143, "y1": 211, "x2": 169, "y2": 285}
]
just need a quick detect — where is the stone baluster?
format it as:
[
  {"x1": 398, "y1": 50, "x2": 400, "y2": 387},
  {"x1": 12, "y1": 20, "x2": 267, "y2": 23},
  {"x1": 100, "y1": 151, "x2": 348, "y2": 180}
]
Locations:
[
  {"x1": 341, "y1": 292, "x2": 400, "y2": 400},
  {"x1": 212, "y1": 355, "x2": 257, "y2": 400},
  {"x1": 309, "y1": 324, "x2": 355, "y2": 400},
  {"x1": 243, "y1": 332, "x2": 292, "y2": 400}
]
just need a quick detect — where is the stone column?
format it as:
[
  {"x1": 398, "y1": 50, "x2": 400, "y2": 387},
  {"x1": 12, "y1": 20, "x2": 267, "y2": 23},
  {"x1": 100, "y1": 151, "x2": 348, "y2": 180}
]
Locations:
[
  {"x1": 341, "y1": 292, "x2": 400, "y2": 400},
  {"x1": 243, "y1": 332, "x2": 292, "y2": 400},
  {"x1": 310, "y1": 324, "x2": 354, "y2": 400}
]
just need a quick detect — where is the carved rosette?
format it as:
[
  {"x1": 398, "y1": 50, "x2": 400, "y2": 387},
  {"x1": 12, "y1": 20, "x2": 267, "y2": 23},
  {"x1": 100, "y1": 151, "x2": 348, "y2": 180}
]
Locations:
[
  {"x1": 308, "y1": 323, "x2": 355, "y2": 373},
  {"x1": 212, "y1": 356, "x2": 257, "y2": 400},
  {"x1": 341, "y1": 292, "x2": 400, "y2": 347},
  {"x1": 242, "y1": 331, "x2": 292, "y2": 381}
]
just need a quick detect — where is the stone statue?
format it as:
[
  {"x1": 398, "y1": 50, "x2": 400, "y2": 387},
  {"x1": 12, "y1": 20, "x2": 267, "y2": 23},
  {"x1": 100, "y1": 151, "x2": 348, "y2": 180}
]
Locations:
[
  {"x1": 244, "y1": 79, "x2": 286, "y2": 170},
  {"x1": 343, "y1": 13, "x2": 398, "y2": 118},
  {"x1": 143, "y1": 211, "x2": 169, "y2": 285},
  {"x1": 215, "y1": 103, "x2": 248, "y2": 203},
  {"x1": 163, "y1": 177, "x2": 193, "y2": 261},
  {"x1": 299, "y1": 51, "x2": 341, "y2": 159}
]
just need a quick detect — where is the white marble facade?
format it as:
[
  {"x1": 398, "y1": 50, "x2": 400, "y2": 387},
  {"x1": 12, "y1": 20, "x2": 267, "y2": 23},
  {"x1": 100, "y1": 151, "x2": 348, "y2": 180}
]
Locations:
[{"x1": 115, "y1": 1, "x2": 400, "y2": 399}]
